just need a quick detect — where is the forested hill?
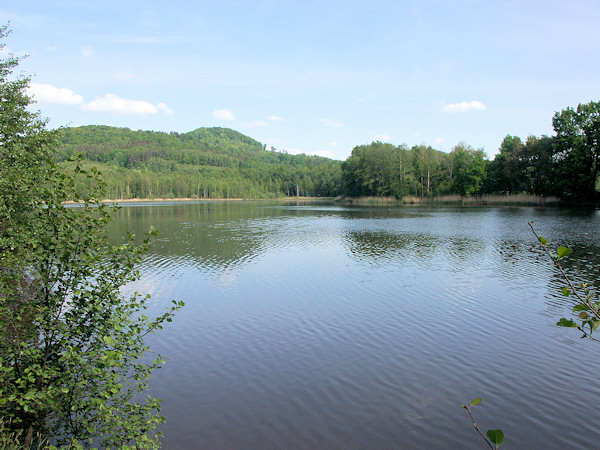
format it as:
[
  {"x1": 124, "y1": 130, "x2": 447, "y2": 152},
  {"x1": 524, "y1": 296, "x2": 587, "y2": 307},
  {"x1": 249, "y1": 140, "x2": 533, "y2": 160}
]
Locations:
[
  {"x1": 55, "y1": 125, "x2": 343, "y2": 199},
  {"x1": 54, "y1": 100, "x2": 600, "y2": 203}
]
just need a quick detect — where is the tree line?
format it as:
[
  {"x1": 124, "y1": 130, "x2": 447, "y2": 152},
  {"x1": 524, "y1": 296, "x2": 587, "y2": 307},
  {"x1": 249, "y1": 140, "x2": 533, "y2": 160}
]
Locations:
[
  {"x1": 342, "y1": 101, "x2": 600, "y2": 202},
  {"x1": 342, "y1": 141, "x2": 487, "y2": 198},
  {"x1": 56, "y1": 100, "x2": 599, "y2": 203}
]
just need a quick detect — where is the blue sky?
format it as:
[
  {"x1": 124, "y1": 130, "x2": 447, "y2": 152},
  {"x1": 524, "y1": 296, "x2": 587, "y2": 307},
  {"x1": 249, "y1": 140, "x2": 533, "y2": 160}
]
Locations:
[{"x1": 2, "y1": 0, "x2": 599, "y2": 160}]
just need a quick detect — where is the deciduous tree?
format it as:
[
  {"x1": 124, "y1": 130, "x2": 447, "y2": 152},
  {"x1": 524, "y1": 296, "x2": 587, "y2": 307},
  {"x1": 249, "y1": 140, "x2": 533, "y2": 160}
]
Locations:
[
  {"x1": 552, "y1": 101, "x2": 600, "y2": 201},
  {"x1": 0, "y1": 25, "x2": 182, "y2": 448}
]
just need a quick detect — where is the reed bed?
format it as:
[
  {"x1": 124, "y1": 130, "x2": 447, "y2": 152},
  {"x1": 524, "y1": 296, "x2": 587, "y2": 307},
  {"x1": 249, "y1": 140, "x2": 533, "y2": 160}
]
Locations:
[
  {"x1": 341, "y1": 194, "x2": 561, "y2": 207},
  {"x1": 425, "y1": 194, "x2": 561, "y2": 206},
  {"x1": 341, "y1": 196, "x2": 400, "y2": 206}
]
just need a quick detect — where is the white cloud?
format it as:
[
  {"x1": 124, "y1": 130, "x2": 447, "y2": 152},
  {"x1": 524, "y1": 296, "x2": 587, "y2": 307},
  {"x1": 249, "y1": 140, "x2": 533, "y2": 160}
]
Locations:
[
  {"x1": 30, "y1": 87, "x2": 175, "y2": 116},
  {"x1": 213, "y1": 108, "x2": 236, "y2": 121},
  {"x1": 432, "y1": 137, "x2": 445, "y2": 145},
  {"x1": 442, "y1": 100, "x2": 487, "y2": 113},
  {"x1": 27, "y1": 83, "x2": 84, "y2": 105},
  {"x1": 82, "y1": 94, "x2": 159, "y2": 115},
  {"x1": 157, "y1": 102, "x2": 174, "y2": 115},
  {"x1": 320, "y1": 118, "x2": 345, "y2": 128},
  {"x1": 268, "y1": 115, "x2": 285, "y2": 122},
  {"x1": 329, "y1": 141, "x2": 338, "y2": 146},
  {"x1": 243, "y1": 120, "x2": 268, "y2": 127},
  {"x1": 373, "y1": 134, "x2": 391, "y2": 142},
  {"x1": 81, "y1": 46, "x2": 93, "y2": 57}
]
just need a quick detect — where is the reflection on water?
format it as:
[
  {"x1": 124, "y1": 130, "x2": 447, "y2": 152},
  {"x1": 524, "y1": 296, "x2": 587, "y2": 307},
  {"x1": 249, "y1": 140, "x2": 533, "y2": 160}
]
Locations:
[{"x1": 109, "y1": 202, "x2": 600, "y2": 449}]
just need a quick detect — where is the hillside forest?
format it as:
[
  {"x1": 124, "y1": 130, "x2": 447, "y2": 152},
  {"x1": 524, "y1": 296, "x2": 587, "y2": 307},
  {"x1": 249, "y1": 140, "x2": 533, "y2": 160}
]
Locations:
[{"x1": 55, "y1": 101, "x2": 600, "y2": 202}]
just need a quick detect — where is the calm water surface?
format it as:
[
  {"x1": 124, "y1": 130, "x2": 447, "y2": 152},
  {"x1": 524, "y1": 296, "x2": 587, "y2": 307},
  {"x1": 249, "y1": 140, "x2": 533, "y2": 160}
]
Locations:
[{"x1": 109, "y1": 202, "x2": 600, "y2": 449}]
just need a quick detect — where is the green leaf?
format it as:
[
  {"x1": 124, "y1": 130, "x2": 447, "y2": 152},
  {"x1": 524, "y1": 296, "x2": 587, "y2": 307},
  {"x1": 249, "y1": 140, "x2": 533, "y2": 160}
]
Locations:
[
  {"x1": 573, "y1": 304, "x2": 589, "y2": 311},
  {"x1": 487, "y1": 429, "x2": 505, "y2": 446},
  {"x1": 557, "y1": 318, "x2": 578, "y2": 327},
  {"x1": 556, "y1": 246, "x2": 573, "y2": 259},
  {"x1": 578, "y1": 312, "x2": 589, "y2": 320},
  {"x1": 582, "y1": 319, "x2": 594, "y2": 332},
  {"x1": 538, "y1": 236, "x2": 548, "y2": 245},
  {"x1": 562, "y1": 287, "x2": 572, "y2": 297},
  {"x1": 469, "y1": 397, "x2": 482, "y2": 406}
]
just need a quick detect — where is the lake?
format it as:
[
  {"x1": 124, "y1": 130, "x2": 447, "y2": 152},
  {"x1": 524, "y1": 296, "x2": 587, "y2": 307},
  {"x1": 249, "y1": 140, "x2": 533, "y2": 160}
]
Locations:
[{"x1": 109, "y1": 201, "x2": 600, "y2": 449}]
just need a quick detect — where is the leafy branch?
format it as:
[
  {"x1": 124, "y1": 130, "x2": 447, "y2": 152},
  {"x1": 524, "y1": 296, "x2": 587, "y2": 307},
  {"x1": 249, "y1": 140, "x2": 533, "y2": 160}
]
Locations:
[
  {"x1": 528, "y1": 221, "x2": 600, "y2": 340},
  {"x1": 463, "y1": 221, "x2": 600, "y2": 448},
  {"x1": 461, "y1": 398, "x2": 504, "y2": 449}
]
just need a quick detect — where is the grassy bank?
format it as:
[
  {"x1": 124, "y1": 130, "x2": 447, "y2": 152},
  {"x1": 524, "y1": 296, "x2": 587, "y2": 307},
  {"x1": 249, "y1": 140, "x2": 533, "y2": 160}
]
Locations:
[{"x1": 339, "y1": 194, "x2": 563, "y2": 207}]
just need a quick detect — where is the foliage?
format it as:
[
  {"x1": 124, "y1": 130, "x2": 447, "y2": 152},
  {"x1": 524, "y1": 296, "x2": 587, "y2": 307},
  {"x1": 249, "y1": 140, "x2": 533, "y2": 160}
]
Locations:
[
  {"x1": 447, "y1": 143, "x2": 487, "y2": 196},
  {"x1": 55, "y1": 125, "x2": 343, "y2": 199},
  {"x1": 485, "y1": 135, "x2": 527, "y2": 194},
  {"x1": 552, "y1": 101, "x2": 600, "y2": 201},
  {"x1": 341, "y1": 142, "x2": 399, "y2": 197},
  {"x1": 0, "y1": 25, "x2": 183, "y2": 447},
  {"x1": 484, "y1": 134, "x2": 558, "y2": 197},
  {"x1": 0, "y1": 419, "x2": 50, "y2": 449},
  {"x1": 341, "y1": 141, "x2": 487, "y2": 199},
  {"x1": 340, "y1": 101, "x2": 598, "y2": 203},
  {"x1": 484, "y1": 101, "x2": 599, "y2": 201},
  {"x1": 523, "y1": 135, "x2": 555, "y2": 196}
]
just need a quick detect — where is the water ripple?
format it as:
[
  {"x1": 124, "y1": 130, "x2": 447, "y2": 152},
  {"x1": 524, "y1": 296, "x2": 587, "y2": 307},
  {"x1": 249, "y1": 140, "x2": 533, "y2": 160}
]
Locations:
[{"x1": 110, "y1": 203, "x2": 600, "y2": 449}]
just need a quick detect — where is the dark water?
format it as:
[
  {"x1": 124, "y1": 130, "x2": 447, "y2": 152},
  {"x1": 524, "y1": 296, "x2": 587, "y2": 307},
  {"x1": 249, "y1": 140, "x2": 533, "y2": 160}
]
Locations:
[{"x1": 109, "y1": 201, "x2": 600, "y2": 449}]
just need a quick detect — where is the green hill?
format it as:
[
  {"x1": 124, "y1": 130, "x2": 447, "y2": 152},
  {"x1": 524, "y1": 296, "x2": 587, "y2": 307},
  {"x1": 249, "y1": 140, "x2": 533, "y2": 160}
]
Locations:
[{"x1": 55, "y1": 125, "x2": 342, "y2": 199}]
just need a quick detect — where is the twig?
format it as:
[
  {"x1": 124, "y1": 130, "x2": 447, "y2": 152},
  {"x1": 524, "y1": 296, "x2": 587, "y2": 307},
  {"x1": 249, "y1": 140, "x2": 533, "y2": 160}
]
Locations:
[{"x1": 462, "y1": 405, "x2": 494, "y2": 449}]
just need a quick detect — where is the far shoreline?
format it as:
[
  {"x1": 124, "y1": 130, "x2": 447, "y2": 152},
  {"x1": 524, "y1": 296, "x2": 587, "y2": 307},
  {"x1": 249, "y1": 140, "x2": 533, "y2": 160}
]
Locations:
[
  {"x1": 64, "y1": 196, "x2": 336, "y2": 204},
  {"x1": 64, "y1": 194, "x2": 596, "y2": 208}
]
